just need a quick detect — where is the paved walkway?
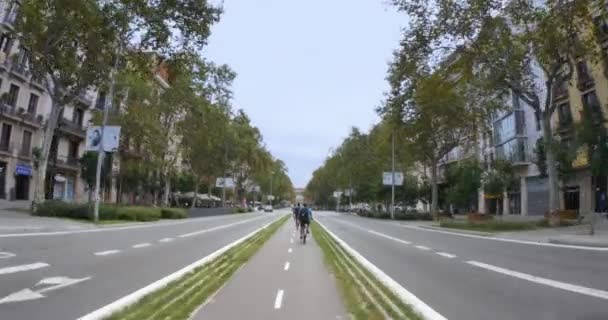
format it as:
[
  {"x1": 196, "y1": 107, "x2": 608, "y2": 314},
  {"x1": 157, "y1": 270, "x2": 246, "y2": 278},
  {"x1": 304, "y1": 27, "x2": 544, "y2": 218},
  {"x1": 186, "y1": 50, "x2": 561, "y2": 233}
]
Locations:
[{"x1": 193, "y1": 220, "x2": 348, "y2": 320}]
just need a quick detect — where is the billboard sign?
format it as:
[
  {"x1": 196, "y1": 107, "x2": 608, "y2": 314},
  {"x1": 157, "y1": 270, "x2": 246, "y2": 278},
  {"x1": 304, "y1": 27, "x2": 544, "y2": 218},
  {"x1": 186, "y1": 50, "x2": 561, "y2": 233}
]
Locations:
[
  {"x1": 85, "y1": 126, "x2": 121, "y2": 152},
  {"x1": 382, "y1": 172, "x2": 404, "y2": 186},
  {"x1": 215, "y1": 177, "x2": 235, "y2": 188}
]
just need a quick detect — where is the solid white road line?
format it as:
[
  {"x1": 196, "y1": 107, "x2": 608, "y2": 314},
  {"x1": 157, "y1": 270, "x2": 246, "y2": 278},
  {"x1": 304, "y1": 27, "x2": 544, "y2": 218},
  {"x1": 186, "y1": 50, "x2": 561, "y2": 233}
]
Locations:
[
  {"x1": 94, "y1": 250, "x2": 121, "y2": 256},
  {"x1": 78, "y1": 215, "x2": 284, "y2": 320},
  {"x1": 467, "y1": 260, "x2": 608, "y2": 300},
  {"x1": 0, "y1": 214, "x2": 253, "y2": 238},
  {"x1": 178, "y1": 216, "x2": 265, "y2": 238},
  {"x1": 288, "y1": 248, "x2": 293, "y2": 253},
  {"x1": 0, "y1": 262, "x2": 49, "y2": 275},
  {"x1": 159, "y1": 238, "x2": 174, "y2": 243},
  {"x1": 400, "y1": 224, "x2": 608, "y2": 251},
  {"x1": 415, "y1": 245, "x2": 431, "y2": 251},
  {"x1": 316, "y1": 219, "x2": 447, "y2": 320},
  {"x1": 274, "y1": 289, "x2": 284, "y2": 309},
  {"x1": 132, "y1": 243, "x2": 151, "y2": 249},
  {"x1": 0, "y1": 252, "x2": 16, "y2": 259},
  {"x1": 367, "y1": 230, "x2": 412, "y2": 245},
  {"x1": 284, "y1": 262, "x2": 290, "y2": 271},
  {"x1": 436, "y1": 252, "x2": 457, "y2": 258}
]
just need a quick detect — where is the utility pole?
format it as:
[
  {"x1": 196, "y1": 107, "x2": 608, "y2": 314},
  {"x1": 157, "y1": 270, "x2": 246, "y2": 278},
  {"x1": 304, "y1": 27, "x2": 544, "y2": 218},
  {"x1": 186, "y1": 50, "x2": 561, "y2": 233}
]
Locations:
[
  {"x1": 269, "y1": 171, "x2": 274, "y2": 207},
  {"x1": 221, "y1": 143, "x2": 227, "y2": 207},
  {"x1": 391, "y1": 131, "x2": 396, "y2": 220},
  {"x1": 93, "y1": 45, "x2": 121, "y2": 223}
]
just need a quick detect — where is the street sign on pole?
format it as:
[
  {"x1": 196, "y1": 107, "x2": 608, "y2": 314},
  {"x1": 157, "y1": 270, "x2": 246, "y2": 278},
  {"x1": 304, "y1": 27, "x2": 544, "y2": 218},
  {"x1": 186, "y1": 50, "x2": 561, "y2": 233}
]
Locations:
[
  {"x1": 382, "y1": 172, "x2": 404, "y2": 186},
  {"x1": 215, "y1": 177, "x2": 235, "y2": 188},
  {"x1": 333, "y1": 191, "x2": 343, "y2": 198}
]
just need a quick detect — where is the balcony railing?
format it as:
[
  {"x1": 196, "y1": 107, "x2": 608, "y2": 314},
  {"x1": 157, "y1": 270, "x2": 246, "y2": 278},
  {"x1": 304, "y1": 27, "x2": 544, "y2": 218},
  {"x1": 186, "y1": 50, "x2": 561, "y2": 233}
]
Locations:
[
  {"x1": 57, "y1": 118, "x2": 86, "y2": 138},
  {"x1": 0, "y1": 103, "x2": 43, "y2": 126},
  {"x1": 50, "y1": 154, "x2": 80, "y2": 171}
]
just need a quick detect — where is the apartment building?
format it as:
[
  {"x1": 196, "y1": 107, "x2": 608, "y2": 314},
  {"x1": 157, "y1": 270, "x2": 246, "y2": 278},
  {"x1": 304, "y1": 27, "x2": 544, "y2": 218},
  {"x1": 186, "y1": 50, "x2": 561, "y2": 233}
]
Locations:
[{"x1": 0, "y1": 0, "x2": 94, "y2": 202}]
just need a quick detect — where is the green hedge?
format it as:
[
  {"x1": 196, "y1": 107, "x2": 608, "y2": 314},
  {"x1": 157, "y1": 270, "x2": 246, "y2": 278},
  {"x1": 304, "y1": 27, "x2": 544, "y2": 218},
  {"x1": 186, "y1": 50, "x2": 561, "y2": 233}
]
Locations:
[
  {"x1": 161, "y1": 208, "x2": 187, "y2": 219},
  {"x1": 394, "y1": 212, "x2": 434, "y2": 221},
  {"x1": 34, "y1": 201, "x2": 164, "y2": 222},
  {"x1": 116, "y1": 206, "x2": 161, "y2": 221}
]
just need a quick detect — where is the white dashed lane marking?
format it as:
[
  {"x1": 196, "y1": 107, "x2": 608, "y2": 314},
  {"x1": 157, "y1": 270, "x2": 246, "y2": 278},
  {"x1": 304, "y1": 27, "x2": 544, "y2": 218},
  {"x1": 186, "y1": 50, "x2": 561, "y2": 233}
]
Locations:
[
  {"x1": 94, "y1": 250, "x2": 121, "y2": 256},
  {"x1": 0, "y1": 252, "x2": 16, "y2": 259},
  {"x1": 284, "y1": 262, "x2": 290, "y2": 271},
  {"x1": 288, "y1": 248, "x2": 292, "y2": 253},
  {"x1": 132, "y1": 243, "x2": 151, "y2": 249},
  {"x1": 467, "y1": 260, "x2": 608, "y2": 300},
  {"x1": 274, "y1": 289, "x2": 284, "y2": 309},
  {"x1": 436, "y1": 252, "x2": 457, "y2": 258},
  {"x1": 415, "y1": 245, "x2": 431, "y2": 251},
  {"x1": 0, "y1": 262, "x2": 49, "y2": 275},
  {"x1": 159, "y1": 238, "x2": 174, "y2": 243}
]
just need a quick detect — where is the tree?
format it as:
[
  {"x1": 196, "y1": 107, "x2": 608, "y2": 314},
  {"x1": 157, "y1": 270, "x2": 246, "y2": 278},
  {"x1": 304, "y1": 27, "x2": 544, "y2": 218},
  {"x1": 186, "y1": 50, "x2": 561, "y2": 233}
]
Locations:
[
  {"x1": 15, "y1": 0, "x2": 222, "y2": 205},
  {"x1": 446, "y1": 160, "x2": 482, "y2": 212},
  {"x1": 386, "y1": 71, "x2": 475, "y2": 215},
  {"x1": 390, "y1": 0, "x2": 603, "y2": 217}
]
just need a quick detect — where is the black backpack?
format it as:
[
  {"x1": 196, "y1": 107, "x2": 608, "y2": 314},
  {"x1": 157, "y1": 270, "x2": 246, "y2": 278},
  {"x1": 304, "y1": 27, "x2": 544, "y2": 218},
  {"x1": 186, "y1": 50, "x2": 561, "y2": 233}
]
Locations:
[{"x1": 299, "y1": 207, "x2": 310, "y2": 219}]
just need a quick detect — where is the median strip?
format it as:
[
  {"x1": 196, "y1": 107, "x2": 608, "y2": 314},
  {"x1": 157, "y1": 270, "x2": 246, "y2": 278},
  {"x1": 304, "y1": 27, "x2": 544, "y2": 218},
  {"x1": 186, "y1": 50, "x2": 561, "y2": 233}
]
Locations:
[
  {"x1": 79, "y1": 215, "x2": 289, "y2": 320},
  {"x1": 312, "y1": 222, "x2": 426, "y2": 320}
]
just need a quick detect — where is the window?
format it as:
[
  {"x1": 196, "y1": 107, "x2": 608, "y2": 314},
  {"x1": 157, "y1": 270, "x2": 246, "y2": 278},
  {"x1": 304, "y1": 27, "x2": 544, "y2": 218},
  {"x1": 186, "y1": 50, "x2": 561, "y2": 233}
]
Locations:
[
  {"x1": 27, "y1": 93, "x2": 38, "y2": 114},
  {"x1": 6, "y1": 2, "x2": 20, "y2": 24},
  {"x1": 576, "y1": 61, "x2": 592, "y2": 83},
  {"x1": 95, "y1": 91, "x2": 106, "y2": 110},
  {"x1": 0, "y1": 123, "x2": 12, "y2": 151},
  {"x1": 493, "y1": 113, "x2": 516, "y2": 145},
  {"x1": 534, "y1": 110, "x2": 541, "y2": 131},
  {"x1": 68, "y1": 140, "x2": 79, "y2": 160},
  {"x1": 6, "y1": 84, "x2": 19, "y2": 107},
  {"x1": 0, "y1": 34, "x2": 11, "y2": 54},
  {"x1": 582, "y1": 91, "x2": 603, "y2": 119},
  {"x1": 557, "y1": 102, "x2": 573, "y2": 126},
  {"x1": 73, "y1": 108, "x2": 84, "y2": 126},
  {"x1": 20, "y1": 130, "x2": 31, "y2": 157}
]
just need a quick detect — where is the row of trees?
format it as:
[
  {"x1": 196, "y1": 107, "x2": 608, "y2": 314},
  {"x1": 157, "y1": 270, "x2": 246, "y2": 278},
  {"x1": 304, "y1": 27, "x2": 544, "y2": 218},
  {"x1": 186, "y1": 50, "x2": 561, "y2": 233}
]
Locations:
[
  {"x1": 307, "y1": 0, "x2": 608, "y2": 217},
  {"x1": 10, "y1": 0, "x2": 292, "y2": 207}
]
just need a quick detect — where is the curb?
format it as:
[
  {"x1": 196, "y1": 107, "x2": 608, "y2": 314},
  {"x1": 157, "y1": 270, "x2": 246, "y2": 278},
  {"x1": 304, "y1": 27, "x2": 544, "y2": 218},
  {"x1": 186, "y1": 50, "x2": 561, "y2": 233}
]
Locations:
[
  {"x1": 419, "y1": 225, "x2": 495, "y2": 237},
  {"x1": 77, "y1": 214, "x2": 286, "y2": 320},
  {"x1": 316, "y1": 220, "x2": 447, "y2": 320},
  {"x1": 548, "y1": 237, "x2": 608, "y2": 248}
]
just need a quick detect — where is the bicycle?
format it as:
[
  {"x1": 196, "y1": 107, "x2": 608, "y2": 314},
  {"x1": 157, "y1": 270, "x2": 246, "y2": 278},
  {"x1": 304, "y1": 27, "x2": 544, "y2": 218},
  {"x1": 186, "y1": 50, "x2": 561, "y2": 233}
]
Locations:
[{"x1": 300, "y1": 220, "x2": 309, "y2": 244}]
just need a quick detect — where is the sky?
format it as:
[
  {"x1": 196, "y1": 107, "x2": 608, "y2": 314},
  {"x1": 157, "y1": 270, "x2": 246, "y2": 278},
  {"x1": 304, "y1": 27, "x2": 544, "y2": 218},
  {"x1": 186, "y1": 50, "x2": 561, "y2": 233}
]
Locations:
[{"x1": 204, "y1": 0, "x2": 405, "y2": 188}]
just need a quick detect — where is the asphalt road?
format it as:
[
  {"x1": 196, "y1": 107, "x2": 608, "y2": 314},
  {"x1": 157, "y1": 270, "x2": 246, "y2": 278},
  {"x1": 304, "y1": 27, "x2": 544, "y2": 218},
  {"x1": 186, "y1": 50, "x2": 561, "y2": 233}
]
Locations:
[
  {"x1": 0, "y1": 211, "x2": 282, "y2": 320},
  {"x1": 194, "y1": 219, "x2": 347, "y2": 320},
  {"x1": 316, "y1": 211, "x2": 608, "y2": 320}
]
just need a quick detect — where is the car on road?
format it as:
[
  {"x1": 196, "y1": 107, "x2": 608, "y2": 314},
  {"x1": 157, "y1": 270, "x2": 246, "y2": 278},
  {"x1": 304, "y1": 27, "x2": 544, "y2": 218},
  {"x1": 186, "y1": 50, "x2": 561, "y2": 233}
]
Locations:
[{"x1": 264, "y1": 205, "x2": 273, "y2": 212}]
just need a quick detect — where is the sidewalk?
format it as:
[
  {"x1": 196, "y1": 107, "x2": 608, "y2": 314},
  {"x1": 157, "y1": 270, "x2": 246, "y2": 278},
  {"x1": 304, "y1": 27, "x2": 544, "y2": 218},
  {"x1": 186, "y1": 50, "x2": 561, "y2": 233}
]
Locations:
[{"x1": 193, "y1": 221, "x2": 348, "y2": 320}]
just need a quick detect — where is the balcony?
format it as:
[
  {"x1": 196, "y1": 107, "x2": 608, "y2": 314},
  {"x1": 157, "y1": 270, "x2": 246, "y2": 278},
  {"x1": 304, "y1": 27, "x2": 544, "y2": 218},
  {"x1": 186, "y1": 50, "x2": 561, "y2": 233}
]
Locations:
[
  {"x1": 10, "y1": 62, "x2": 30, "y2": 82},
  {"x1": 50, "y1": 155, "x2": 80, "y2": 172},
  {"x1": 0, "y1": 103, "x2": 44, "y2": 127},
  {"x1": 56, "y1": 118, "x2": 86, "y2": 139},
  {"x1": 76, "y1": 90, "x2": 94, "y2": 108}
]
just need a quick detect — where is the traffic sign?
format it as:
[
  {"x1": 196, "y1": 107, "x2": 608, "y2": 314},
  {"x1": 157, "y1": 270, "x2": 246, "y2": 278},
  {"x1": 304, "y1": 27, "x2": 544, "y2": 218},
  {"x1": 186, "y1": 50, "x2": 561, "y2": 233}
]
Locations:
[{"x1": 382, "y1": 172, "x2": 404, "y2": 186}]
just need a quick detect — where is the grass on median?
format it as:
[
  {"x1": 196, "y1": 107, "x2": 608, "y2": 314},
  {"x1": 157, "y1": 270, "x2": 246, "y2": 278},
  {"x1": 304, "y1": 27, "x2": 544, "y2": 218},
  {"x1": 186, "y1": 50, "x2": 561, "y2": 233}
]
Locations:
[
  {"x1": 104, "y1": 215, "x2": 289, "y2": 320},
  {"x1": 311, "y1": 222, "x2": 423, "y2": 320}
]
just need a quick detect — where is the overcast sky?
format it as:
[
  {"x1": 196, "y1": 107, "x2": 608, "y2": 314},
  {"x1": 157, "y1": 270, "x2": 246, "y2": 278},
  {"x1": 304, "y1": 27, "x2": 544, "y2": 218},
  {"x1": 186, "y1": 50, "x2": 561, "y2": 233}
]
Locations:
[{"x1": 205, "y1": 0, "x2": 404, "y2": 188}]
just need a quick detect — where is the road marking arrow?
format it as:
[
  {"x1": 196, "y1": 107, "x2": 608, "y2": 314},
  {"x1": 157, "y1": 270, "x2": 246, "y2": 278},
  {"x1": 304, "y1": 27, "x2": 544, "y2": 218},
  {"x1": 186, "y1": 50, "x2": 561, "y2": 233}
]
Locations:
[{"x1": 0, "y1": 276, "x2": 91, "y2": 304}]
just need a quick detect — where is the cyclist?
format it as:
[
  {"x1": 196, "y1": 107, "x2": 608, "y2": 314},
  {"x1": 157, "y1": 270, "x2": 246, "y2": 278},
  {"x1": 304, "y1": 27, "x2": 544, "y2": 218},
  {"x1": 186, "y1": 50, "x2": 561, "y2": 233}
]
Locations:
[
  {"x1": 292, "y1": 203, "x2": 301, "y2": 230},
  {"x1": 299, "y1": 203, "x2": 312, "y2": 242}
]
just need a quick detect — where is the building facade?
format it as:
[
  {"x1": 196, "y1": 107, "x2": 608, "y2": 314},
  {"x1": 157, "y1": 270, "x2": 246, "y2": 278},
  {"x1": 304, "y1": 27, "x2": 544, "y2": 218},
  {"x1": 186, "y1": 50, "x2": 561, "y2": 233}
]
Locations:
[{"x1": 0, "y1": 0, "x2": 95, "y2": 202}]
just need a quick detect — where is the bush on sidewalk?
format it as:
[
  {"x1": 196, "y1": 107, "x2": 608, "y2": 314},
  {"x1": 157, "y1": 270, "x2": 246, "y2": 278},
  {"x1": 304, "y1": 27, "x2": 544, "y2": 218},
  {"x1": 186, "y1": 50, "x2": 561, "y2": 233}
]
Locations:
[
  {"x1": 161, "y1": 208, "x2": 187, "y2": 219},
  {"x1": 116, "y1": 206, "x2": 161, "y2": 221},
  {"x1": 34, "y1": 201, "x2": 91, "y2": 219}
]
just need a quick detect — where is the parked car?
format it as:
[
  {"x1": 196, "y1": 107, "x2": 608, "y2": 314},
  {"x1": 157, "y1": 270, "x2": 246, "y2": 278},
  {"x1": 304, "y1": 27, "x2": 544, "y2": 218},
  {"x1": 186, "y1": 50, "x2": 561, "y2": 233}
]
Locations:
[{"x1": 264, "y1": 205, "x2": 273, "y2": 212}]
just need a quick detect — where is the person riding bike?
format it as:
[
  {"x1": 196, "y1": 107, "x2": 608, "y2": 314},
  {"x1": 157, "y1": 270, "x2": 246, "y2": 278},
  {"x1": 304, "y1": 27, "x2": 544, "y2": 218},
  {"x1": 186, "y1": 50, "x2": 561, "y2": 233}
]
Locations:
[
  {"x1": 292, "y1": 203, "x2": 301, "y2": 230},
  {"x1": 298, "y1": 203, "x2": 313, "y2": 240}
]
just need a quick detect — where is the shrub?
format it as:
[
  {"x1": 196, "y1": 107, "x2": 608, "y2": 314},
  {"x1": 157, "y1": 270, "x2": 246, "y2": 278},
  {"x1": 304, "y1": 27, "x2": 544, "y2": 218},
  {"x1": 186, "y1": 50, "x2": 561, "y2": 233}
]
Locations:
[
  {"x1": 34, "y1": 201, "x2": 91, "y2": 219},
  {"x1": 233, "y1": 207, "x2": 248, "y2": 214},
  {"x1": 99, "y1": 205, "x2": 118, "y2": 220},
  {"x1": 161, "y1": 208, "x2": 187, "y2": 219},
  {"x1": 394, "y1": 212, "x2": 434, "y2": 221},
  {"x1": 371, "y1": 211, "x2": 390, "y2": 219},
  {"x1": 116, "y1": 206, "x2": 161, "y2": 221}
]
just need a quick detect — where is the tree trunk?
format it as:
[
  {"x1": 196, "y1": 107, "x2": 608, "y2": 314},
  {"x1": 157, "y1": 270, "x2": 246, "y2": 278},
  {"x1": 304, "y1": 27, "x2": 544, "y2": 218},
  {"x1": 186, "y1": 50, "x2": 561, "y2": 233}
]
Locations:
[
  {"x1": 162, "y1": 175, "x2": 171, "y2": 207},
  {"x1": 430, "y1": 161, "x2": 439, "y2": 215},
  {"x1": 34, "y1": 100, "x2": 62, "y2": 206},
  {"x1": 541, "y1": 114, "x2": 561, "y2": 216},
  {"x1": 191, "y1": 182, "x2": 198, "y2": 209}
]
